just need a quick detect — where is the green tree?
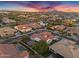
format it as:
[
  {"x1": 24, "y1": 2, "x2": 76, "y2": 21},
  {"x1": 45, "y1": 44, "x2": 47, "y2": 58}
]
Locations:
[
  {"x1": 47, "y1": 22, "x2": 53, "y2": 29},
  {"x1": 32, "y1": 41, "x2": 50, "y2": 57}
]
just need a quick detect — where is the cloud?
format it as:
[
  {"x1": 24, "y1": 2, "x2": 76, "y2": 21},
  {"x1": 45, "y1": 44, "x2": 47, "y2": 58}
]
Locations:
[{"x1": 1, "y1": 1, "x2": 79, "y2": 12}]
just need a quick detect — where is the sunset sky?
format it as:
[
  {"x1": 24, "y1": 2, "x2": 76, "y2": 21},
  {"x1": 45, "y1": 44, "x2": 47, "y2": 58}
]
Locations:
[{"x1": 0, "y1": 1, "x2": 79, "y2": 12}]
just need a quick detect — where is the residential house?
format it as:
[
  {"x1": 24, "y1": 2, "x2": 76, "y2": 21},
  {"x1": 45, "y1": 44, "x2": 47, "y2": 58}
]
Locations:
[
  {"x1": 66, "y1": 27, "x2": 79, "y2": 35},
  {"x1": 14, "y1": 24, "x2": 32, "y2": 32},
  {"x1": 31, "y1": 31, "x2": 57, "y2": 44},
  {"x1": 63, "y1": 19, "x2": 76, "y2": 26},
  {"x1": 49, "y1": 39, "x2": 79, "y2": 58},
  {"x1": 0, "y1": 44, "x2": 29, "y2": 58},
  {"x1": 1, "y1": 17, "x2": 16, "y2": 24},
  {"x1": 29, "y1": 22, "x2": 42, "y2": 29},
  {"x1": 0, "y1": 27, "x2": 17, "y2": 37},
  {"x1": 50, "y1": 25, "x2": 66, "y2": 31},
  {"x1": 0, "y1": 12, "x2": 9, "y2": 14},
  {"x1": 47, "y1": 18, "x2": 57, "y2": 22},
  {"x1": 39, "y1": 21, "x2": 47, "y2": 26}
]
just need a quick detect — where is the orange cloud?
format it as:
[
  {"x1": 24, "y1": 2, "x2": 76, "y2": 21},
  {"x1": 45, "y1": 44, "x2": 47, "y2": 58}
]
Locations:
[
  {"x1": 14, "y1": 4, "x2": 79, "y2": 13},
  {"x1": 54, "y1": 5, "x2": 79, "y2": 13}
]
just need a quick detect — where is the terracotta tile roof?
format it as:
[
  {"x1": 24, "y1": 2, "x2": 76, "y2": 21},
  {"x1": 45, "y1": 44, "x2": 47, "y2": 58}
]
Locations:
[
  {"x1": 50, "y1": 25, "x2": 65, "y2": 30},
  {"x1": 0, "y1": 44, "x2": 29, "y2": 58},
  {"x1": 29, "y1": 22, "x2": 42, "y2": 29},
  {"x1": 40, "y1": 32, "x2": 54, "y2": 41},
  {"x1": 15, "y1": 24, "x2": 32, "y2": 32},
  {"x1": 15, "y1": 24, "x2": 30, "y2": 30},
  {"x1": 19, "y1": 51, "x2": 29, "y2": 58},
  {"x1": 31, "y1": 31, "x2": 55, "y2": 41},
  {"x1": 0, "y1": 27, "x2": 17, "y2": 37},
  {"x1": 31, "y1": 34, "x2": 40, "y2": 38}
]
